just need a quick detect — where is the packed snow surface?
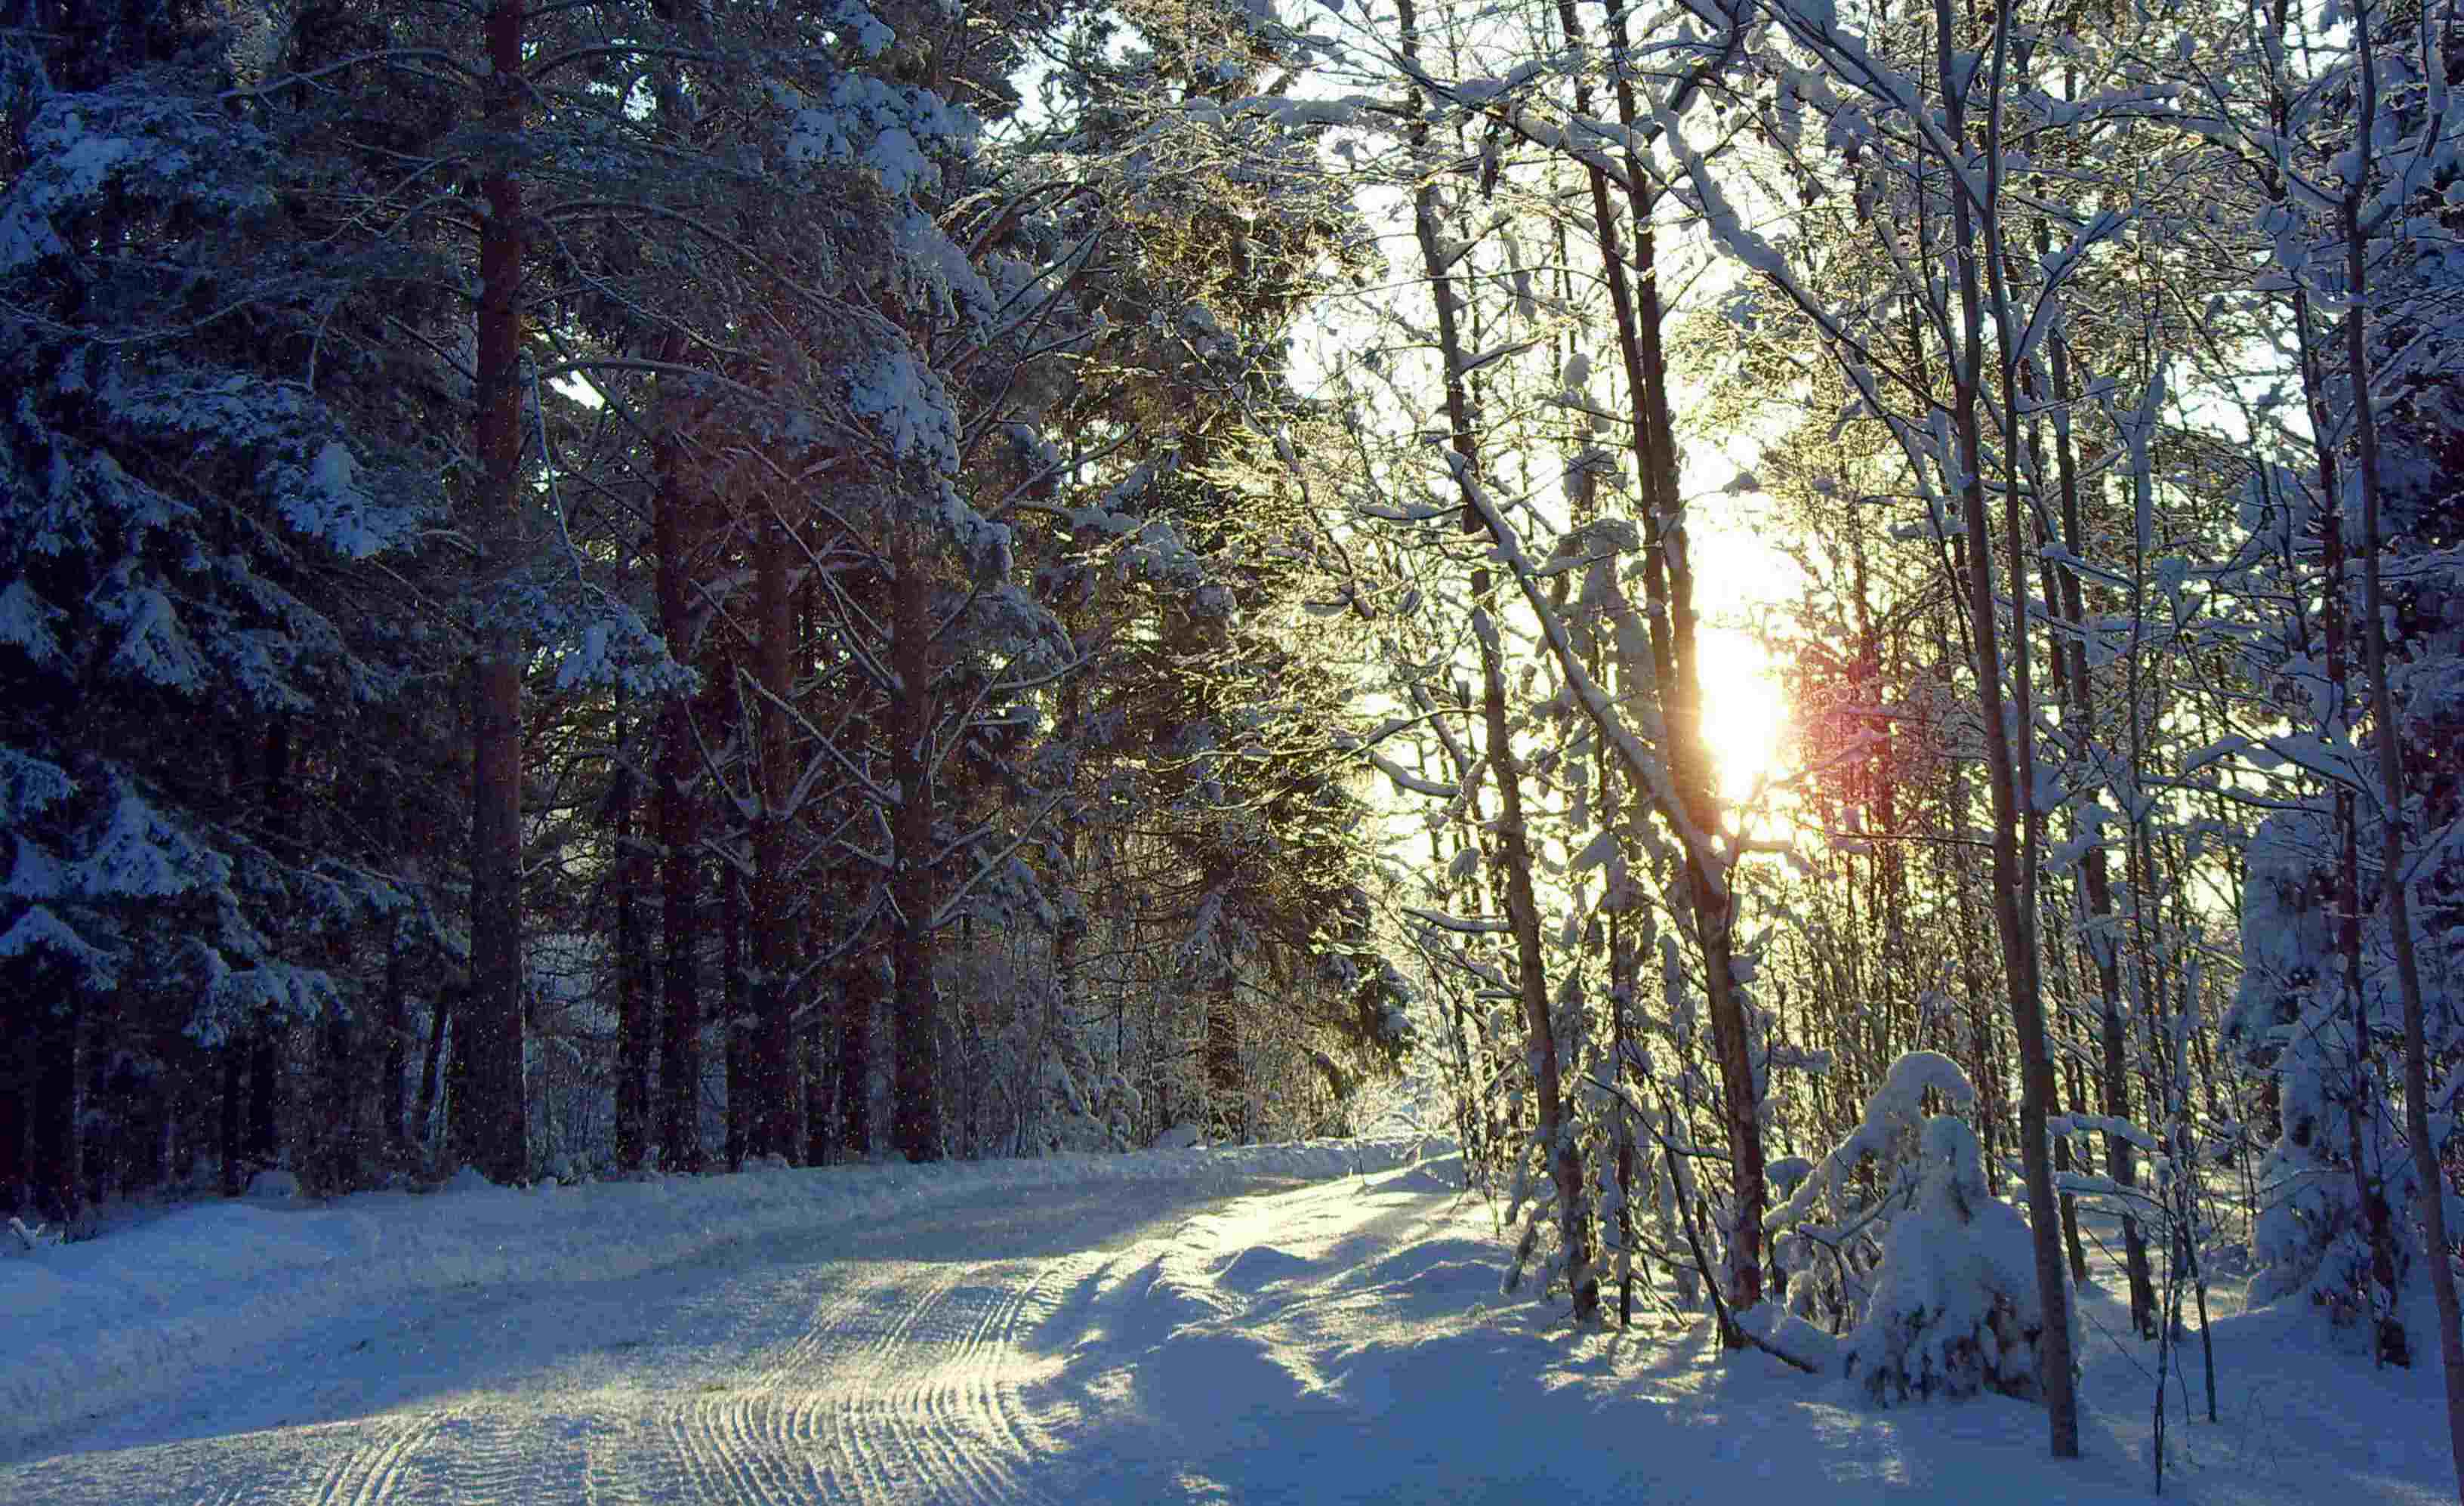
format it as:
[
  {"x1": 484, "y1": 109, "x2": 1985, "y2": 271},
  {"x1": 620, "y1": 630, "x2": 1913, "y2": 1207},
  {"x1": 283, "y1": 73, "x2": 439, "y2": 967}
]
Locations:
[{"x1": 2, "y1": 1139, "x2": 2455, "y2": 1504}]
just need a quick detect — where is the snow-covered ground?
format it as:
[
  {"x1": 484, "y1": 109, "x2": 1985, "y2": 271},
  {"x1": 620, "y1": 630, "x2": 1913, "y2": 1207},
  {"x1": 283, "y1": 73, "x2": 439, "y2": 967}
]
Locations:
[{"x1": 2, "y1": 1142, "x2": 2453, "y2": 1504}]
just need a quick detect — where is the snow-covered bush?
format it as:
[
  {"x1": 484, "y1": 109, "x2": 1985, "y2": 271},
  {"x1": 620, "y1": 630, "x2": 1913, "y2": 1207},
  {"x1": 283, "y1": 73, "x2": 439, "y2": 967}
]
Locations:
[
  {"x1": 1768, "y1": 1050, "x2": 2056, "y2": 1406},
  {"x1": 1842, "y1": 1113, "x2": 2046, "y2": 1403},
  {"x1": 5, "y1": 1216, "x2": 62, "y2": 1255}
]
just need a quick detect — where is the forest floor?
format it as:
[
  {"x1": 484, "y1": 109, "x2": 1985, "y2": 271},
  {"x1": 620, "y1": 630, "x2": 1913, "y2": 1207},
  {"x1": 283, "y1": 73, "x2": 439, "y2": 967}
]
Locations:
[{"x1": 0, "y1": 1140, "x2": 2452, "y2": 1504}]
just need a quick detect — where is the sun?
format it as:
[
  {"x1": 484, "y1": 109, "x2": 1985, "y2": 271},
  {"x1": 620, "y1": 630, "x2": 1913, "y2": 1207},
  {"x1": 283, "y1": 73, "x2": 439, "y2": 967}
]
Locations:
[
  {"x1": 1696, "y1": 627, "x2": 1792, "y2": 804},
  {"x1": 1684, "y1": 482, "x2": 1803, "y2": 808}
]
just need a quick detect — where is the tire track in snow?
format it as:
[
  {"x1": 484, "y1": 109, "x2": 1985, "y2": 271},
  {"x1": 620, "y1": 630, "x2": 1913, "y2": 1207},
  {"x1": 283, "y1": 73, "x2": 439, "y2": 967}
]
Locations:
[
  {"x1": 911, "y1": 1257, "x2": 1070, "y2": 1506},
  {"x1": 567, "y1": 1266, "x2": 859, "y2": 1506},
  {"x1": 859, "y1": 1265, "x2": 1040, "y2": 1504},
  {"x1": 811, "y1": 1260, "x2": 977, "y2": 1501},
  {"x1": 393, "y1": 1409, "x2": 561, "y2": 1505},
  {"x1": 661, "y1": 1266, "x2": 889, "y2": 1506},
  {"x1": 296, "y1": 1403, "x2": 463, "y2": 1506}
]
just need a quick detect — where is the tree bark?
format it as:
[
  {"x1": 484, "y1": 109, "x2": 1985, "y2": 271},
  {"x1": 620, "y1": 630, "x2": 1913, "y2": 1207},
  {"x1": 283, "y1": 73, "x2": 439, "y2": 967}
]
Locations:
[
  {"x1": 888, "y1": 519, "x2": 942, "y2": 1163},
  {"x1": 2058, "y1": 1057, "x2": 2090, "y2": 1283},
  {"x1": 751, "y1": 504, "x2": 800, "y2": 1161},
  {"x1": 248, "y1": 724, "x2": 292, "y2": 1172},
  {"x1": 2041, "y1": 319, "x2": 2157, "y2": 1333},
  {"x1": 219, "y1": 1037, "x2": 245, "y2": 1195},
  {"x1": 245, "y1": 1026, "x2": 281, "y2": 1164},
  {"x1": 723, "y1": 864, "x2": 748, "y2": 1171},
  {"x1": 2342, "y1": 46, "x2": 2464, "y2": 1476},
  {"x1": 382, "y1": 916, "x2": 409, "y2": 1151},
  {"x1": 413, "y1": 985, "x2": 452, "y2": 1155},
  {"x1": 1587, "y1": 0, "x2": 1765, "y2": 1318},
  {"x1": 837, "y1": 952, "x2": 877, "y2": 1161},
  {"x1": 1203, "y1": 966, "x2": 1243, "y2": 1142},
  {"x1": 1399, "y1": 0, "x2": 1591, "y2": 1320},
  {"x1": 459, "y1": 0, "x2": 530, "y2": 1186},
  {"x1": 0, "y1": 1014, "x2": 28, "y2": 1214},
  {"x1": 1941, "y1": 0, "x2": 2077, "y2": 1447},
  {"x1": 29, "y1": 999, "x2": 79, "y2": 1224},
  {"x1": 612, "y1": 703, "x2": 651, "y2": 1172},
  {"x1": 803, "y1": 1006, "x2": 831, "y2": 1166},
  {"x1": 652, "y1": 372, "x2": 704, "y2": 1174}
]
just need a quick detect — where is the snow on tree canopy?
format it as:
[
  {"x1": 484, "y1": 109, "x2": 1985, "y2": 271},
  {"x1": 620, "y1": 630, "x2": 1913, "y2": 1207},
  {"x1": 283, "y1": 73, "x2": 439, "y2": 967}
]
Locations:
[
  {"x1": 1841, "y1": 1113, "x2": 2049, "y2": 1405},
  {"x1": 66, "y1": 792, "x2": 228, "y2": 900},
  {"x1": 0, "y1": 748, "x2": 71, "y2": 825},
  {"x1": 850, "y1": 347, "x2": 962, "y2": 472},
  {"x1": 777, "y1": 74, "x2": 977, "y2": 197},
  {"x1": 0, "y1": 903, "x2": 119, "y2": 987},
  {"x1": 1767, "y1": 1048, "x2": 1974, "y2": 1233},
  {"x1": 0, "y1": 82, "x2": 279, "y2": 275}
]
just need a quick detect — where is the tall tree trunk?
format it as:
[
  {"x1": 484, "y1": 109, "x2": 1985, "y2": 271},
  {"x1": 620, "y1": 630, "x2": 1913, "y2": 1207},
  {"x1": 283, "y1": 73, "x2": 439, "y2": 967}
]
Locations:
[
  {"x1": 803, "y1": 1009, "x2": 831, "y2": 1166},
  {"x1": 2040, "y1": 320, "x2": 2157, "y2": 1332},
  {"x1": 723, "y1": 865, "x2": 748, "y2": 1171},
  {"x1": 889, "y1": 519, "x2": 942, "y2": 1163},
  {"x1": 837, "y1": 952, "x2": 876, "y2": 1160},
  {"x1": 319, "y1": 981, "x2": 358, "y2": 1191},
  {"x1": 1203, "y1": 967, "x2": 1242, "y2": 1142},
  {"x1": 1, "y1": 1011, "x2": 29, "y2": 1214},
  {"x1": 652, "y1": 369, "x2": 704, "y2": 1174},
  {"x1": 2343, "y1": 52, "x2": 2464, "y2": 1477},
  {"x1": 382, "y1": 917, "x2": 408, "y2": 1151},
  {"x1": 219, "y1": 1038, "x2": 245, "y2": 1195},
  {"x1": 249, "y1": 722, "x2": 292, "y2": 1170},
  {"x1": 2058, "y1": 1056, "x2": 2091, "y2": 1283},
  {"x1": 2328, "y1": 371, "x2": 2403, "y2": 1356},
  {"x1": 2258, "y1": 0, "x2": 2409, "y2": 1354},
  {"x1": 1943, "y1": 675, "x2": 2009, "y2": 1196},
  {"x1": 413, "y1": 986, "x2": 452, "y2": 1155},
  {"x1": 1941, "y1": 0, "x2": 2077, "y2": 1447},
  {"x1": 1580, "y1": 0, "x2": 1765, "y2": 1318},
  {"x1": 245, "y1": 1028, "x2": 280, "y2": 1165},
  {"x1": 29, "y1": 999, "x2": 79, "y2": 1224},
  {"x1": 1399, "y1": 0, "x2": 1591, "y2": 1320},
  {"x1": 460, "y1": 0, "x2": 529, "y2": 1186},
  {"x1": 612, "y1": 704, "x2": 651, "y2": 1172},
  {"x1": 752, "y1": 505, "x2": 800, "y2": 1162}
]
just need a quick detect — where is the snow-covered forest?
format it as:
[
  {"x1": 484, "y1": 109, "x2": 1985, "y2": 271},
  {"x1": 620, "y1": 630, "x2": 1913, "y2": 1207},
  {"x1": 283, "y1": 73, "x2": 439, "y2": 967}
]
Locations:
[{"x1": 7, "y1": 0, "x2": 2464, "y2": 1495}]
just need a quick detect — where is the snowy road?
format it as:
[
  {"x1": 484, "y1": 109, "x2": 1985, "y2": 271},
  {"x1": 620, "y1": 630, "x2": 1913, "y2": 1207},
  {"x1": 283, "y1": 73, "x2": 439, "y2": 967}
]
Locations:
[
  {"x1": 2, "y1": 1170, "x2": 1386, "y2": 1504},
  {"x1": 10, "y1": 1146, "x2": 2462, "y2": 1506}
]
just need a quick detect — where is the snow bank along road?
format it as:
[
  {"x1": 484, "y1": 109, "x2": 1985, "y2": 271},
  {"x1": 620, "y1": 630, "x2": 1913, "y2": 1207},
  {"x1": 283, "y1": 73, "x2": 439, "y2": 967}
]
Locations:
[{"x1": 8, "y1": 1137, "x2": 2461, "y2": 1505}]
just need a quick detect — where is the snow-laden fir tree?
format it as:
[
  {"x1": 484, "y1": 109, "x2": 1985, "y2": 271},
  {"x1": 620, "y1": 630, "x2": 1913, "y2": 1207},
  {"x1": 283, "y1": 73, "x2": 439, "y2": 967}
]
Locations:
[
  {"x1": 2206, "y1": 0, "x2": 2464, "y2": 1393},
  {"x1": 0, "y1": 17, "x2": 440, "y2": 1215},
  {"x1": 1767, "y1": 1051, "x2": 2059, "y2": 1406}
]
